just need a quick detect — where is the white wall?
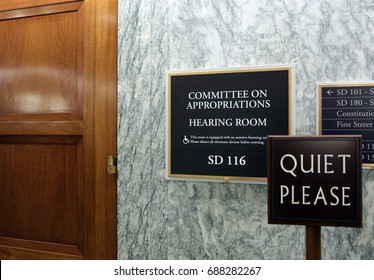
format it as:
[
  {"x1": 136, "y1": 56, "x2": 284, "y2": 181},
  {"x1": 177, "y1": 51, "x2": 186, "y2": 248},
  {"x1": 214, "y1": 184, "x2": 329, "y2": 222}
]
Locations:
[{"x1": 118, "y1": 0, "x2": 374, "y2": 259}]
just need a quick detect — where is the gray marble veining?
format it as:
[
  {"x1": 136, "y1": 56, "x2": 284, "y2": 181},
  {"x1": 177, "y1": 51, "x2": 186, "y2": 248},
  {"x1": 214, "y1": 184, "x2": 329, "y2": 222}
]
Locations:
[{"x1": 118, "y1": 0, "x2": 374, "y2": 259}]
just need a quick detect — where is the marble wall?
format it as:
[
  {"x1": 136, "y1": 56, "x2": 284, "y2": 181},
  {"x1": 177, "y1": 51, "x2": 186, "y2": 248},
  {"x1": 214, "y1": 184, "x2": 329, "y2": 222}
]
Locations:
[{"x1": 117, "y1": 0, "x2": 374, "y2": 259}]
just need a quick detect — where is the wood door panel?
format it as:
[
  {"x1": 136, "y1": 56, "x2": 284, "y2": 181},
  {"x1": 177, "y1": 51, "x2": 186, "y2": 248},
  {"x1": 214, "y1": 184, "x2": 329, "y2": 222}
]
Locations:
[
  {"x1": 0, "y1": 140, "x2": 81, "y2": 245},
  {"x1": 0, "y1": 237, "x2": 84, "y2": 260},
  {"x1": 0, "y1": 10, "x2": 81, "y2": 116},
  {"x1": 0, "y1": 0, "x2": 81, "y2": 12},
  {"x1": 0, "y1": 0, "x2": 117, "y2": 259}
]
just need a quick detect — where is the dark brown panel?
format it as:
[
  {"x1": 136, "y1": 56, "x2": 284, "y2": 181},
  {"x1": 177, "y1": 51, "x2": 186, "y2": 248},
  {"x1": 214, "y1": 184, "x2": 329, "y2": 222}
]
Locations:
[
  {"x1": 0, "y1": 237, "x2": 84, "y2": 260},
  {"x1": 0, "y1": 11, "x2": 80, "y2": 116},
  {"x1": 0, "y1": 0, "x2": 82, "y2": 12},
  {"x1": 0, "y1": 141, "x2": 80, "y2": 245},
  {"x1": 0, "y1": 121, "x2": 83, "y2": 135}
]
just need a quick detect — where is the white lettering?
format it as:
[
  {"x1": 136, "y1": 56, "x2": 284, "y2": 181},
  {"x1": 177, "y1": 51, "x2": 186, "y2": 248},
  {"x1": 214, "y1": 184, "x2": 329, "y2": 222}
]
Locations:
[
  {"x1": 313, "y1": 187, "x2": 328, "y2": 205},
  {"x1": 280, "y1": 154, "x2": 297, "y2": 177},
  {"x1": 302, "y1": 185, "x2": 311, "y2": 205},
  {"x1": 291, "y1": 185, "x2": 299, "y2": 204},
  {"x1": 330, "y1": 186, "x2": 340, "y2": 206},
  {"x1": 342, "y1": 186, "x2": 351, "y2": 206},
  {"x1": 337, "y1": 154, "x2": 351, "y2": 174},
  {"x1": 300, "y1": 154, "x2": 313, "y2": 174},
  {"x1": 280, "y1": 185, "x2": 289, "y2": 204},
  {"x1": 279, "y1": 153, "x2": 352, "y2": 177},
  {"x1": 279, "y1": 185, "x2": 352, "y2": 207},
  {"x1": 324, "y1": 154, "x2": 334, "y2": 174}
]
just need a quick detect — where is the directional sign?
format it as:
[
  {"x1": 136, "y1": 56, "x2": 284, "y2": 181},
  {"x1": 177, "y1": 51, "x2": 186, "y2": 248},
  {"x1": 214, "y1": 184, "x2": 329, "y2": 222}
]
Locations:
[{"x1": 317, "y1": 82, "x2": 374, "y2": 166}]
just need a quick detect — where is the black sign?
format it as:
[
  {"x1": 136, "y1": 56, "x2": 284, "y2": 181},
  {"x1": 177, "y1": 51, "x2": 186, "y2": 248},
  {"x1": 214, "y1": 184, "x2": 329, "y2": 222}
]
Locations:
[
  {"x1": 167, "y1": 66, "x2": 294, "y2": 182},
  {"x1": 318, "y1": 82, "x2": 374, "y2": 166},
  {"x1": 268, "y1": 136, "x2": 362, "y2": 227}
]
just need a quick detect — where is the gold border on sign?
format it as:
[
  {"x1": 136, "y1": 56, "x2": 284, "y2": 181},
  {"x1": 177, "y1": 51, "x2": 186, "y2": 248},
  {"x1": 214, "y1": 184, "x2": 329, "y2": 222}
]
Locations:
[
  {"x1": 167, "y1": 65, "x2": 294, "y2": 182},
  {"x1": 317, "y1": 82, "x2": 374, "y2": 168}
]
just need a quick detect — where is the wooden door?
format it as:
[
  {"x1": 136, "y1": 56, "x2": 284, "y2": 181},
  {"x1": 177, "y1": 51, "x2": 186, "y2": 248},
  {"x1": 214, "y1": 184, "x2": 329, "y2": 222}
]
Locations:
[{"x1": 0, "y1": 0, "x2": 117, "y2": 259}]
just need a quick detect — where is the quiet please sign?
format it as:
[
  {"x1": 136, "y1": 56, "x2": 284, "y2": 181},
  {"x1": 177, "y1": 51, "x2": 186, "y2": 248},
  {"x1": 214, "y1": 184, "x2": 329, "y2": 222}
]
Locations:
[{"x1": 268, "y1": 136, "x2": 362, "y2": 227}]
